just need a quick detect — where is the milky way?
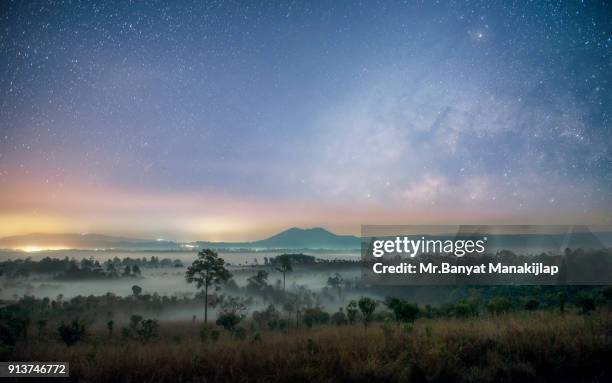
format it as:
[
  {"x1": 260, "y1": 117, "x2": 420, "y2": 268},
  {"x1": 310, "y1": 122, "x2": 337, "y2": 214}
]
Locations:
[{"x1": 0, "y1": 1, "x2": 610, "y2": 239}]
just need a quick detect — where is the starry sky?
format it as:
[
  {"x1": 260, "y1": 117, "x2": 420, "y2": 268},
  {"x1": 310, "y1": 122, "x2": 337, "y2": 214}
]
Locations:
[{"x1": 1, "y1": 1, "x2": 611, "y2": 241}]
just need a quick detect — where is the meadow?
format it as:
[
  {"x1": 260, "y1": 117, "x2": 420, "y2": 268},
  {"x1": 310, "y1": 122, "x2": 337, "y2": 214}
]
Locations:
[{"x1": 7, "y1": 311, "x2": 612, "y2": 383}]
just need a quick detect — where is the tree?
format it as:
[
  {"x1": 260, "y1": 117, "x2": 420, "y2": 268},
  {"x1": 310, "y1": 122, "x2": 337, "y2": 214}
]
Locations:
[
  {"x1": 247, "y1": 270, "x2": 269, "y2": 292},
  {"x1": 185, "y1": 249, "x2": 232, "y2": 322},
  {"x1": 576, "y1": 296, "x2": 596, "y2": 315},
  {"x1": 0, "y1": 306, "x2": 29, "y2": 348},
  {"x1": 346, "y1": 300, "x2": 359, "y2": 325},
  {"x1": 106, "y1": 320, "x2": 114, "y2": 337},
  {"x1": 57, "y1": 318, "x2": 86, "y2": 346},
  {"x1": 132, "y1": 265, "x2": 141, "y2": 276},
  {"x1": 524, "y1": 298, "x2": 539, "y2": 311},
  {"x1": 559, "y1": 292, "x2": 566, "y2": 315},
  {"x1": 36, "y1": 319, "x2": 47, "y2": 337},
  {"x1": 330, "y1": 308, "x2": 348, "y2": 326},
  {"x1": 327, "y1": 273, "x2": 343, "y2": 299},
  {"x1": 275, "y1": 254, "x2": 293, "y2": 291},
  {"x1": 486, "y1": 297, "x2": 512, "y2": 315},
  {"x1": 603, "y1": 286, "x2": 612, "y2": 319},
  {"x1": 123, "y1": 315, "x2": 159, "y2": 342},
  {"x1": 385, "y1": 297, "x2": 419, "y2": 323},
  {"x1": 137, "y1": 319, "x2": 159, "y2": 342},
  {"x1": 131, "y1": 285, "x2": 142, "y2": 297},
  {"x1": 216, "y1": 313, "x2": 242, "y2": 332},
  {"x1": 358, "y1": 297, "x2": 377, "y2": 329},
  {"x1": 303, "y1": 307, "x2": 330, "y2": 328}
]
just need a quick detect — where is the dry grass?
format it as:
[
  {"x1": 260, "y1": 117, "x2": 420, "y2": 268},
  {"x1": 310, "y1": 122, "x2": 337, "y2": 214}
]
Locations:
[{"x1": 8, "y1": 311, "x2": 612, "y2": 383}]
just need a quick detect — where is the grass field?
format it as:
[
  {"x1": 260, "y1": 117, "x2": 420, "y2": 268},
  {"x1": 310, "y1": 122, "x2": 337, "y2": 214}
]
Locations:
[{"x1": 8, "y1": 311, "x2": 612, "y2": 383}]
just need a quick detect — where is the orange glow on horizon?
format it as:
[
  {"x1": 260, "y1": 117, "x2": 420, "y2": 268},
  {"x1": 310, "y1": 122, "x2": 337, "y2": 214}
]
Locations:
[
  {"x1": 17, "y1": 245, "x2": 72, "y2": 253},
  {"x1": 0, "y1": 180, "x2": 609, "y2": 241}
]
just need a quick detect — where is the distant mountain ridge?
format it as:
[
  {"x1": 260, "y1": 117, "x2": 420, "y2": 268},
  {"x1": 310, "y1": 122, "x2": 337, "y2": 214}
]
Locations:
[
  {"x1": 0, "y1": 227, "x2": 361, "y2": 251},
  {"x1": 2, "y1": 228, "x2": 611, "y2": 253},
  {"x1": 193, "y1": 227, "x2": 361, "y2": 250}
]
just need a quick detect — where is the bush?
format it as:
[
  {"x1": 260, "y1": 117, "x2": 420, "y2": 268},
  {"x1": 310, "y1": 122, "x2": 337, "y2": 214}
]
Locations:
[
  {"x1": 346, "y1": 301, "x2": 359, "y2": 324},
  {"x1": 330, "y1": 310, "x2": 348, "y2": 326},
  {"x1": 123, "y1": 315, "x2": 159, "y2": 342},
  {"x1": 216, "y1": 312, "x2": 242, "y2": 331},
  {"x1": 576, "y1": 296, "x2": 596, "y2": 315},
  {"x1": 138, "y1": 319, "x2": 159, "y2": 342},
  {"x1": 57, "y1": 319, "x2": 86, "y2": 346},
  {"x1": 232, "y1": 326, "x2": 247, "y2": 340},
  {"x1": 252, "y1": 304, "x2": 280, "y2": 330},
  {"x1": 358, "y1": 297, "x2": 377, "y2": 328},
  {"x1": 303, "y1": 307, "x2": 330, "y2": 328},
  {"x1": 385, "y1": 297, "x2": 419, "y2": 323},
  {"x1": 524, "y1": 298, "x2": 539, "y2": 311},
  {"x1": 0, "y1": 306, "x2": 29, "y2": 347},
  {"x1": 486, "y1": 297, "x2": 512, "y2": 315}
]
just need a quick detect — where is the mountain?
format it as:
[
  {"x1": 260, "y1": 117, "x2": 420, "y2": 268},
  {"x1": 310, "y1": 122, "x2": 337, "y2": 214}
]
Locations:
[
  {"x1": 254, "y1": 227, "x2": 360, "y2": 249},
  {"x1": 5, "y1": 227, "x2": 608, "y2": 253},
  {"x1": 0, "y1": 233, "x2": 182, "y2": 251},
  {"x1": 192, "y1": 227, "x2": 361, "y2": 250},
  {"x1": 0, "y1": 228, "x2": 361, "y2": 252}
]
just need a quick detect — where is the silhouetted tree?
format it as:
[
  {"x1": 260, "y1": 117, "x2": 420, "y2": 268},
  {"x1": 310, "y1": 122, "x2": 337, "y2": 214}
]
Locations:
[
  {"x1": 346, "y1": 300, "x2": 358, "y2": 325},
  {"x1": 327, "y1": 273, "x2": 343, "y2": 299},
  {"x1": 106, "y1": 320, "x2": 114, "y2": 337},
  {"x1": 57, "y1": 319, "x2": 86, "y2": 346},
  {"x1": 385, "y1": 297, "x2": 419, "y2": 323},
  {"x1": 36, "y1": 319, "x2": 47, "y2": 337},
  {"x1": 247, "y1": 270, "x2": 269, "y2": 292},
  {"x1": 524, "y1": 298, "x2": 539, "y2": 311},
  {"x1": 131, "y1": 285, "x2": 142, "y2": 297},
  {"x1": 185, "y1": 249, "x2": 231, "y2": 322},
  {"x1": 576, "y1": 296, "x2": 596, "y2": 315},
  {"x1": 358, "y1": 297, "x2": 376, "y2": 329},
  {"x1": 216, "y1": 313, "x2": 242, "y2": 332},
  {"x1": 330, "y1": 308, "x2": 348, "y2": 325},
  {"x1": 486, "y1": 297, "x2": 512, "y2": 315},
  {"x1": 275, "y1": 254, "x2": 292, "y2": 291},
  {"x1": 132, "y1": 265, "x2": 141, "y2": 276}
]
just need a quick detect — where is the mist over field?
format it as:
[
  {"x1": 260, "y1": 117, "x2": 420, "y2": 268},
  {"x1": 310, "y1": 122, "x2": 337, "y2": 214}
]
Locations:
[{"x1": 0, "y1": 249, "x2": 364, "y2": 320}]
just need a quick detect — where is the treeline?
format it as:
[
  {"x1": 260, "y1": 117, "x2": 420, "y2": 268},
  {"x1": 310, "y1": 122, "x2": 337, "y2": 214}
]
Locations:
[
  {"x1": 0, "y1": 256, "x2": 184, "y2": 279},
  {"x1": 1, "y1": 285, "x2": 611, "y2": 351}
]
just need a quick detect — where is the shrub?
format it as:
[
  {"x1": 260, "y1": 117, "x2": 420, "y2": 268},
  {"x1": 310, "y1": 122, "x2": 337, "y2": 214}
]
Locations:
[
  {"x1": 137, "y1": 319, "x2": 159, "y2": 342},
  {"x1": 199, "y1": 324, "x2": 215, "y2": 342},
  {"x1": 330, "y1": 310, "x2": 348, "y2": 326},
  {"x1": 524, "y1": 298, "x2": 539, "y2": 311},
  {"x1": 216, "y1": 312, "x2": 242, "y2": 332},
  {"x1": 385, "y1": 297, "x2": 419, "y2": 323},
  {"x1": 233, "y1": 326, "x2": 247, "y2": 340},
  {"x1": 123, "y1": 315, "x2": 159, "y2": 342},
  {"x1": 576, "y1": 296, "x2": 596, "y2": 315},
  {"x1": 57, "y1": 318, "x2": 86, "y2": 346},
  {"x1": 252, "y1": 304, "x2": 280, "y2": 330},
  {"x1": 358, "y1": 297, "x2": 377, "y2": 328},
  {"x1": 303, "y1": 307, "x2": 330, "y2": 328},
  {"x1": 346, "y1": 300, "x2": 359, "y2": 324},
  {"x1": 486, "y1": 297, "x2": 512, "y2": 315},
  {"x1": 0, "y1": 306, "x2": 29, "y2": 347}
]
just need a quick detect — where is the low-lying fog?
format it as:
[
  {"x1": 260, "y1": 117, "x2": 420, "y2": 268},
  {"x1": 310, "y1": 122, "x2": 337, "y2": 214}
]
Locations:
[{"x1": 0, "y1": 250, "x2": 361, "y2": 301}]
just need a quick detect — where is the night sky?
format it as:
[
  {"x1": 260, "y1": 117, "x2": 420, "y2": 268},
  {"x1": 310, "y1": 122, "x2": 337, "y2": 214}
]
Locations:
[{"x1": 1, "y1": 1, "x2": 611, "y2": 241}]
